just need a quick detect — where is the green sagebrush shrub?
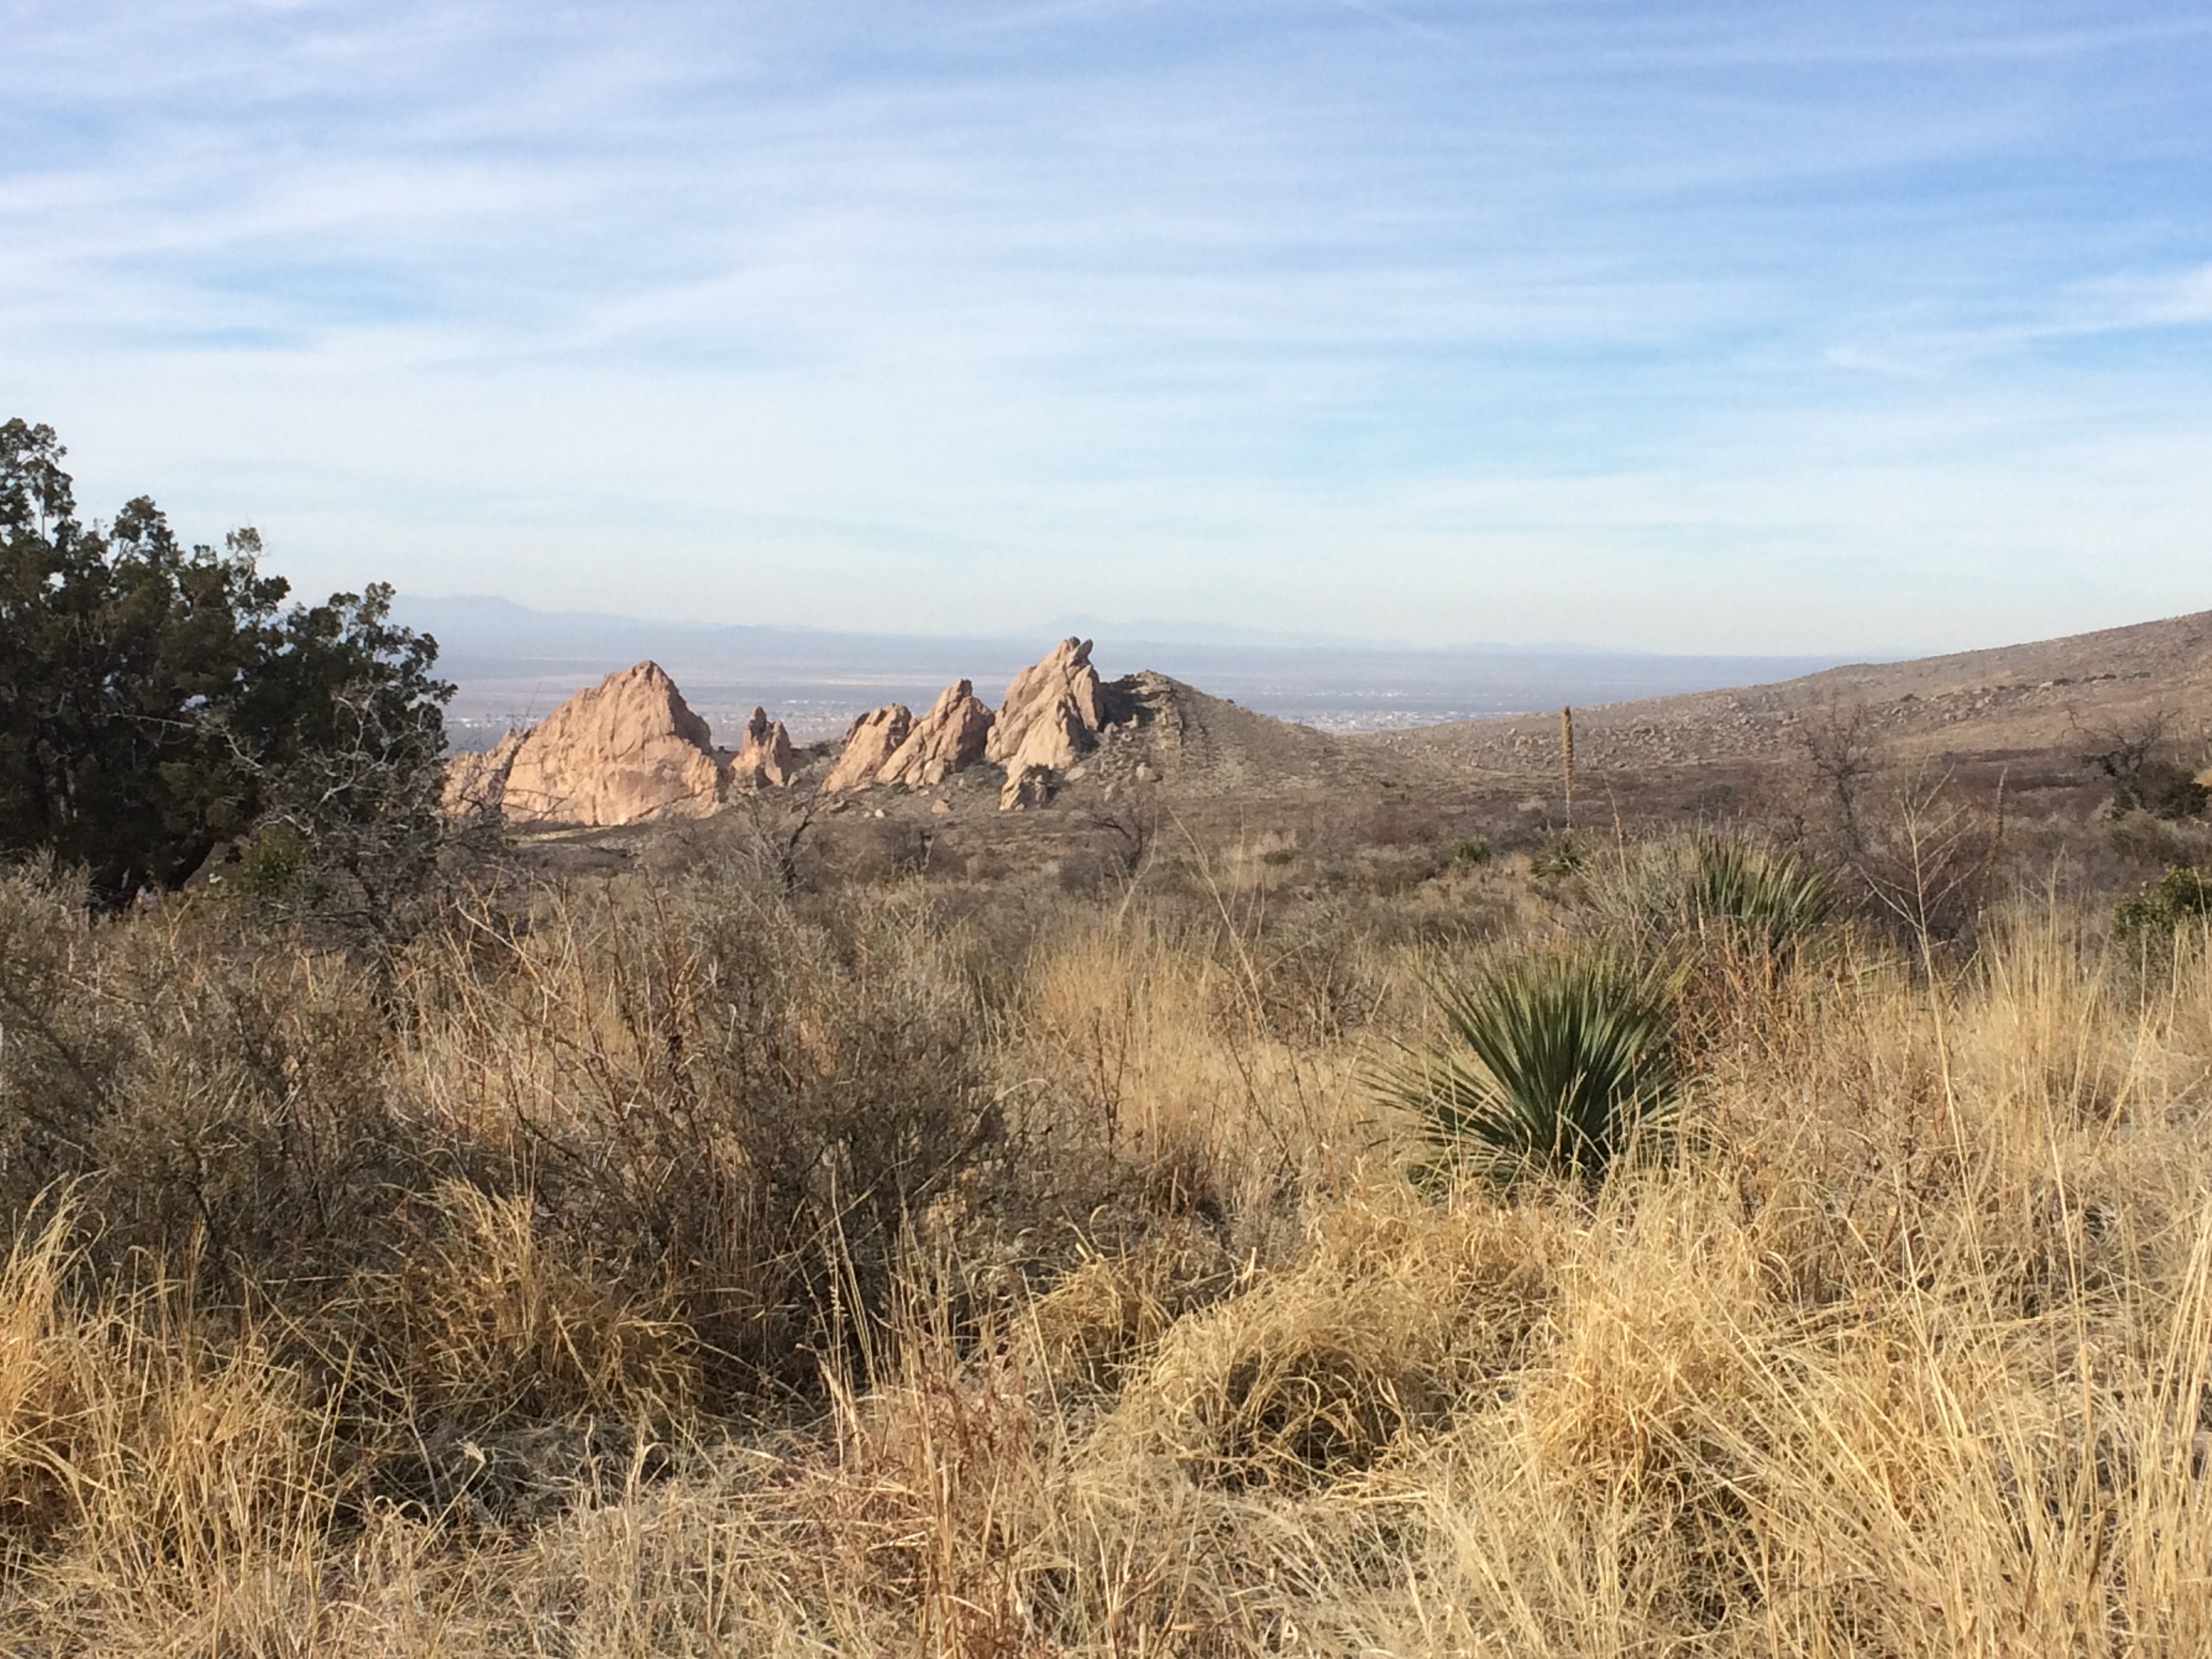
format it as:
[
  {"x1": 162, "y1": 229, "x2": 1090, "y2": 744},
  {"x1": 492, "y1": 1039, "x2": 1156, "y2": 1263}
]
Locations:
[
  {"x1": 1385, "y1": 949, "x2": 1681, "y2": 1182},
  {"x1": 2115, "y1": 864, "x2": 2212, "y2": 937}
]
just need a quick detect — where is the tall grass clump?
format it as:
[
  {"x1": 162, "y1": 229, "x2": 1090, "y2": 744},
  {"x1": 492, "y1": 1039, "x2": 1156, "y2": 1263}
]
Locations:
[{"x1": 1387, "y1": 949, "x2": 1680, "y2": 1181}]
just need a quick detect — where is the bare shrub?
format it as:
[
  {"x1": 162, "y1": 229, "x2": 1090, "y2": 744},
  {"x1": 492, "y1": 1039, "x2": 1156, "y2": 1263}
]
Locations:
[
  {"x1": 1849, "y1": 766, "x2": 2007, "y2": 955},
  {"x1": 1796, "y1": 695, "x2": 1882, "y2": 851},
  {"x1": 2077, "y1": 707, "x2": 2210, "y2": 820},
  {"x1": 405, "y1": 866, "x2": 1000, "y2": 1407},
  {"x1": 0, "y1": 865, "x2": 430, "y2": 1300}
]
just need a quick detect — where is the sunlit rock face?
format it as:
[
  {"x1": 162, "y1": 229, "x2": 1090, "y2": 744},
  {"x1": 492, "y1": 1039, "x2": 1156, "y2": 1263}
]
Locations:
[
  {"x1": 878, "y1": 679, "x2": 995, "y2": 788},
  {"x1": 495, "y1": 661, "x2": 724, "y2": 825},
  {"x1": 823, "y1": 703, "x2": 915, "y2": 792},
  {"x1": 729, "y1": 705, "x2": 800, "y2": 790},
  {"x1": 987, "y1": 638, "x2": 1107, "y2": 776}
]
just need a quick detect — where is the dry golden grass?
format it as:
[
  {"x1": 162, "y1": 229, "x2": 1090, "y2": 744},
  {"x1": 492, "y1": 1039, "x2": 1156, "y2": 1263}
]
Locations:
[{"x1": 3, "y1": 855, "x2": 2212, "y2": 1654}]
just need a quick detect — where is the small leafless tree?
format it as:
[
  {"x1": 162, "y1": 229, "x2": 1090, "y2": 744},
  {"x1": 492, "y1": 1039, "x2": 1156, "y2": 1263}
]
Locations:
[
  {"x1": 2073, "y1": 708, "x2": 2209, "y2": 819},
  {"x1": 1797, "y1": 697, "x2": 1882, "y2": 853},
  {"x1": 1082, "y1": 794, "x2": 1163, "y2": 884},
  {"x1": 243, "y1": 677, "x2": 468, "y2": 948},
  {"x1": 1853, "y1": 766, "x2": 2007, "y2": 958},
  {"x1": 726, "y1": 780, "x2": 822, "y2": 892}
]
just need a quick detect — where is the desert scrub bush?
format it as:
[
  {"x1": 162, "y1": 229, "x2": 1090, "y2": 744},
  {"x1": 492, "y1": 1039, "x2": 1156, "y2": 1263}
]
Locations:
[
  {"x1": 0, "y1": 864, "x2": 433, "y2": 1302},
  {"x1": 401, "y1": 865, "x2": 1002, "y2": 1409},
  {"x1": 1386, "y1": 947, "x2": 1681, "y2": 1182},
  {"x1": 1446, "y1": 834, "x2": 1492, "y2": 867},
  {"x1": 2114, "y1": 861, "x2": 2212, "y2": 938},
  {"x1": 1528, "y1": 828, "x2": 1586, "y2": 878},
  {"x1": 0, "y1": 864, "x2": 129, "y2": 1176}
]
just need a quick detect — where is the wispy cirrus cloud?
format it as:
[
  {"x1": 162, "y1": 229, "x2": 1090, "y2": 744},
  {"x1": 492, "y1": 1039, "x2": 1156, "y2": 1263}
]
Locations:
[{"x1": 3, "y1": 0, "x2": 2209, "y2": 653}]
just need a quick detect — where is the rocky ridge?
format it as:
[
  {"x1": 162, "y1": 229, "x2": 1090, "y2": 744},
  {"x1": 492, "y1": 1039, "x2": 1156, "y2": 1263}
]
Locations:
[
  {"x1": 448, "y1": 640, "x2": 1155, "y2": 827},
  {"x1": 877, "y1": 679, "x2": 994, "y2": 789},
  {"x1": 446, "y1": 661, "x2": 800, "y2": 826},
  {"x1": 820, "y1": 640, "x2": 1130, "y2": 813}
]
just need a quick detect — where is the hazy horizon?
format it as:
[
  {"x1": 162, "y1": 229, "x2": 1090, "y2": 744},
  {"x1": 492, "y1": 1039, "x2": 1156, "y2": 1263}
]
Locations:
[
  {"x1": 395, "y1": 590, "x2": 1866, "y2": 748},
  {"x1": 401, "y1": 588, "x2": 1919, "y2": 662}
]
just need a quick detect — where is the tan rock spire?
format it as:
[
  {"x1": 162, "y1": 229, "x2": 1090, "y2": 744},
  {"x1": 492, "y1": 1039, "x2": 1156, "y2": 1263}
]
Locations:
[
  {"x1": 729, "y1": 705, "x2": 799, "y2": 789},
  {"x1": 986, "y1": 638, "x2": 1106, "y2": 775},
  {"x1": 823, "y1": 703, "x2": 914, "y2": 792},
  {"x1": 497, "y1": 661, "x2": 722, "y2": 825},
  {"x1": 878, "y1": 679, "x2": 995, "y2": 788}
]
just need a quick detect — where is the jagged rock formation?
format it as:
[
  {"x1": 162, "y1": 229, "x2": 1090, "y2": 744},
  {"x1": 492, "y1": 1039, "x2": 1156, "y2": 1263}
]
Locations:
[
  {"x1": 443, "y1": 638, "x2": 1174, "y2": 827},
  {"x1": 987, "y1": 638, "x2": 1107, "y2": 775},
  {"x1": 729, "y1": 706, "x2": 799, "y2": 790},
  {"x1": 823, "y1": 704, "x2": 914, "y2": 792},
  {"x1": 878, "y1": 679, "x2": 994, "y2": 788},
  {"x1": 497, "y1": 661, "x2": 723, "y2": 825}
]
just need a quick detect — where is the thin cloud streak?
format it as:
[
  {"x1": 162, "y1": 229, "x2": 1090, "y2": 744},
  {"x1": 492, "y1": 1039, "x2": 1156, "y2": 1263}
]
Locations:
[{"x1": 2, "y1": 1, "x2": 2209, "y2": 655}]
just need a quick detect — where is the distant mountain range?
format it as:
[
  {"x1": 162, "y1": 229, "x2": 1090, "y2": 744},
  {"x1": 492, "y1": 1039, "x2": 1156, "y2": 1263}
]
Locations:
[{"x1": 391, "y1": 594, "x2": 1862, "y2": 748}]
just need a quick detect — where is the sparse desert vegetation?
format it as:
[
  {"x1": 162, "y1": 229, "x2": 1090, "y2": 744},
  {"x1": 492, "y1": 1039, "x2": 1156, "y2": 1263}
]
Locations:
[
  {"x1": 6, "y1": 771, "x2": 2212, "y2": 1654},
  {"x1": 14, "y1": 420, "x2": 2212, "y2": 1650}
]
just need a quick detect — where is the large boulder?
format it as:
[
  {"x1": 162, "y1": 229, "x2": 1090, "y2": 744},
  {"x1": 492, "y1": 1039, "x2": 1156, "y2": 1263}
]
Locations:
[
  {"x1": 729, "y1": 706, "x2": 799, "y2": 789},
  {"x1": 1000, "y1": 762, "x2": 1055, "y2": 812},
  {"x1": 823, "y1": 703, "x2": 914, "y2": 792},
  {"x1": 878, "y1": 679, "x2": 994, "y2": 788},
  {"x1": 497, "y1": 661, "x2": 723, "y2": 825},
  {"x1": 986, "y1": 638, "x2": 1106, "y2": 775}
]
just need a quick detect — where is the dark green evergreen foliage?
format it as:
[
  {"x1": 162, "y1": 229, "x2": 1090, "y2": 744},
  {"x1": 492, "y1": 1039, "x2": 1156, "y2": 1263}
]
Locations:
[
  {"x1": 1446, "y1": 835, "x2": 1492, "y2": 867},
  {"x1": 1390, "y1": 949, "x2": 1681, "y2": 1180},
  {"x1": 0, "y1": 419, "x2": 451, "y2": 909}
]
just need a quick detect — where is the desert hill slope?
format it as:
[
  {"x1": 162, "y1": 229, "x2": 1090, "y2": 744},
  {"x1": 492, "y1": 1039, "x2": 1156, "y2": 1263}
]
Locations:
[
  {"x1": 1369, "y1": 608, "x2": 2212, "y2": 785},
  {"x1": 501, "y1": 609, "x2": 2211, "y2": 881}
]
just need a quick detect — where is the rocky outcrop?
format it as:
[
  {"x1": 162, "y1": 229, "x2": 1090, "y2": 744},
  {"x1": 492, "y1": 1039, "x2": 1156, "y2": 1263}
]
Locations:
[
  {"x1": 729, "y1": 706, "x2": 799, "y2": 789},
  {"x1": 1000, "y1": 762, "x2": 1055, "y2": 812},
  {"x1": 499, "y1": 661, "x2": 723, "y2": 825},
  {"x1": 442, "y1": 639, "x2": 1148, "y2": 826},
  {"x1": 878, "y1": 680, "x2": 994, "y2": 788},
  {"x1": 987, "y1": 638, "x2": 1107, "y2": 775},
  {"x1": 823, "y1": 704, "x2": 914, "y2": 792},
  {"x1": 441, "y1": 727, "x2": 526, "y2": 817}
]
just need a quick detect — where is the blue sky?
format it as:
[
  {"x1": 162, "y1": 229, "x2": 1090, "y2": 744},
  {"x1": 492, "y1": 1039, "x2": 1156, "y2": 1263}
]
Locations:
[{"x1": 4, "y1": 1, "x2": 2209, "y2": 653}]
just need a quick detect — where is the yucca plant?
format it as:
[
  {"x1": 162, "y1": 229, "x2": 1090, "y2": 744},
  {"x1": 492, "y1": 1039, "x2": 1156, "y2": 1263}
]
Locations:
[
  {"x1": 1679, "y1": 833, "x2": 1833, "y2": 954},
  {"x1": 1388, "y1": 949, "x2": 1681, "y2": 1181},
  {"x1": 1604, "y1": 832, "x2": 1833, "y2": 959}
]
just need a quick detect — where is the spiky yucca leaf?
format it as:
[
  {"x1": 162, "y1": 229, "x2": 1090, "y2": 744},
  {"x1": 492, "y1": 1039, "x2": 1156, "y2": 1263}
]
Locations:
[
  {"x1": 1678, "y1": 834, "x2": 1833, "y2": 954},
  {"x1": 1390, "y1": 950, "x2": 1680, "y2": 1180}
]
